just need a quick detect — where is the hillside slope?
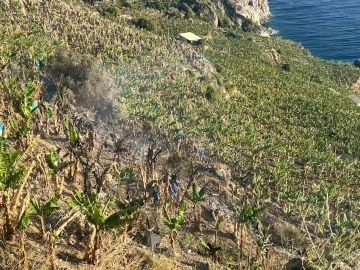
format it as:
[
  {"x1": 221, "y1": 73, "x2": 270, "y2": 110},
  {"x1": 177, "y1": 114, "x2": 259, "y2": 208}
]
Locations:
[{"x1": 1, "y1": 1, "x2": 360, "y2": 269}]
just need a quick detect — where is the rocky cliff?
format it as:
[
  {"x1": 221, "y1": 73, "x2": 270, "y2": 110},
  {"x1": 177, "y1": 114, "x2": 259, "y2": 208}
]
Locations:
[
  {"x1": 129, "y1": 0, "x2": 271, "y2": 30},
  {"x1": 214, "y1": 0, "x2": 271, "y2": 25}
]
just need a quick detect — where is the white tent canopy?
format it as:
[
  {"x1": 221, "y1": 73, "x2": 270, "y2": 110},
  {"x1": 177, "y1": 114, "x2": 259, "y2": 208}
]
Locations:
[{"x1": 178, "y1": 32, "x2": 202, "y2": 42}]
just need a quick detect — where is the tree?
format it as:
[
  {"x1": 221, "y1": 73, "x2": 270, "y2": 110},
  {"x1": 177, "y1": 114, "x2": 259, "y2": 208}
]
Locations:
[{"x1": 68, "y1": 191, "x2": 141, "y2": 264}]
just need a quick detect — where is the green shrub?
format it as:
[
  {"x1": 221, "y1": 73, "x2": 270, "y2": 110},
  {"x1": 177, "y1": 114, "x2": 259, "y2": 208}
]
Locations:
[
  {"x1": 224, "y1": 80, "x2": 236, "y2": 92},
  {"x1": 225, "y1": 31, "x2": 237, "y2": 39},
  {"x1": 214, "y1": 74, "x2": 224, "y2": 86},
  {"x1": 105, "y1": 5, "x2": 118, "y2": 16},
  {"x1": 241, "y1": 18, "x2": 261, "y2": 32},
  {"x1": 310, "y1": 75, "x2": 323, "y2": 83},
  {"x1": 179, "y1": 3, "x2": 195, "y2": 18},
  {"x1": 166, "y1": 9, "x2": 182, "y2": 19},
  {"x1": 218, "y1": 14, "x2": 233, "y2": 28},
  {"x1": 215, "y1": 63, "x2": 223, "y2": 73},
  {"x1": 205, "y1": 85, "x2": 218, "y2": 102},
  {"x1": 96, "y1": 3, "x2": 119, "y2": 17},
  {"x1": 146, "y1": 0, "x2": 168, "y2": 10},
  {"x1": 118, "y1": 0, "x2": 131, "y2": 7},
  {"x1": 135, "y1": 17, "x2": 156, "y2": 31},
  {"x1": 282, "y1": 63, "x2": 291, "y2": 72},
  {"x1": 186, "y1": 69, "x2": 196, "y2": 78}
]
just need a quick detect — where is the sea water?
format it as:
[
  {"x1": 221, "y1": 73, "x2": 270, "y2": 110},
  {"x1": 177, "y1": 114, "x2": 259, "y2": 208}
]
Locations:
[{"x1": 268, "y1": 0, "x2": 360, "y2": 63}]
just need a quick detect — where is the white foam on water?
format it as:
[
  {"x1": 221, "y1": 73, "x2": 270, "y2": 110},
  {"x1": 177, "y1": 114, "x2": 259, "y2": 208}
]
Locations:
[{"x1": 270, "y1": 29, "x2": 279, "y2": 36}]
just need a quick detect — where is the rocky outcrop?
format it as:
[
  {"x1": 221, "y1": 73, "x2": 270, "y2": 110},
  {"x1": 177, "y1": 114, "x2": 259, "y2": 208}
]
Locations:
[
  {"x1": 213, "y1": 0, "x2": 271, "y2": 25},
  {"x1": 354, "y1": 59, "x2": 360, "y2": 68},
  {"x1": 198, "y1": 3, "x2": 219, "y2": 27}
]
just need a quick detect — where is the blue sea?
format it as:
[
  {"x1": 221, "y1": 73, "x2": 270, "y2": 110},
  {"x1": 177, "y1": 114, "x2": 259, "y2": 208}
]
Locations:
[{"x1": 268, "y1": 0, "x2": 360, "y2": 63}]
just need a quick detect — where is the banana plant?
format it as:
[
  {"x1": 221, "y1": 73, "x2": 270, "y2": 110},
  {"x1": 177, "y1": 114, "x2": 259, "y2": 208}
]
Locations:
[
  {"x1": 29, "y1": 194, "x2": 76, "y2": 270},
  {"x1": 16, "y1": 207, "x2": 32, "y2": 270},
  {"x1": 15, "y1": 192, "x2": 32, "y2": 270},
  {"x1": 0, "y1": 138, "x2": 34, "y2": 241},
  {"x1": 164, "y1": 200, "x2": 186, "y2": 250},
  {"x1": 189, "y1": 182, "x2": 207, "y2": 230},
  {"x1": 68, "y1": 190, "x2": 141, "y2": 264},
  {"x1": 69, "y1": 126, "x2": 79, "y2": 147},
  {"x1": 254, "y1": 221, "x2": 272, "y2": 268},
  {"x1": 30, "y1": 195, "x2": 60, "y2": 236},
  {"x1": 45, "y1": 149, "x2": 74, "y2": 195},
  {"x1": 1, "y1": 77, "x2": 37, "y2": 139},
  {"x1": 116, "y1": 166, "x2": 137, "y2": 200},
  {"x1": 235, "y1": 203, "x2": 265, "y2": 263},
  {"x1": 67, "y1": 125, "x2": 82, "y2": 183}
]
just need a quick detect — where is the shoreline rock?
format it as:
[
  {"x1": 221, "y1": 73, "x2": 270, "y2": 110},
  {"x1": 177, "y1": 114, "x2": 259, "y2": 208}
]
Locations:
[{"x1": 354, "y1": 59, "x2": 360, "y2": 68}]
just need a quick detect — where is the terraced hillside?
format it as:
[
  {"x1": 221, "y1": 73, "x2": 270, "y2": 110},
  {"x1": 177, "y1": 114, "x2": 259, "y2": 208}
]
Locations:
[{"x1": 1, "y1": 1, "x2": 360, "y2": 269}]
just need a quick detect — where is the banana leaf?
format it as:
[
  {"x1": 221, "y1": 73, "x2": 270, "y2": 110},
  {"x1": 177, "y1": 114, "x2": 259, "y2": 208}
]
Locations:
[
  {"x1": 16, "y1": 209, "x2": 32, "y2": 230},
  {"x1": 47, "y1": 107, "x2": 53, "y2": 118},
  {"x1": 103, "y1": 205, "x2": 140, "y2": 229}
]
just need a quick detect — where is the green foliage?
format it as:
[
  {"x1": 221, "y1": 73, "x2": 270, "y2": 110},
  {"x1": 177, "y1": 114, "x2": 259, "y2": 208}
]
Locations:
[
  {"x1": 16, "y1": 209, "x2": 32, "y2": 230},
  {"x1": 68, "y1": 191, "x2": 141, "y2": 231},
  {"x1": 0, "y1": 139, "x2": 25, "y2": 191},
  {"x1": 225, "y1": 31, "x2": 241, "y2": 39},
  {"x1": 186, "y1": 69, "x2": 196, "y2": 78},
  {"x1": 224, "y1": 80, "x2": 236, "y2": 92},
  {"x1": 118, "y1": 0, "x2": 131, "y2": 7},
  {"x1": 96, "y1": 3, "x2": 119, "y2": 17},
  {"x1": 241, "y1": 18, "x2": 261, "y2": 32},
  {"x1": 190, "y1": 183, "x2": 207, "y2": 204},
  {"x1": 27, "y1": 195, "x2": 61, "y2": 235},
  {"x1": 135, "y1": 17, "x2": 156, "y2": 31},
  {"x1": 214, "y1": 63, "x2": 223, "y2": 73},
  {"x1": 166, "y1": 9, "x2": 182, "y2": 19},
  {"x1": 282, "y1": 63, "x2": 291, "y2": 72},
  {"x1": 165, "y1": 200, "x2": 186, "y2": 231},
  {"x1": 104, "y1": 6, "x2": 118, "y2": 17},
  {"x1": 45, "y1": 149, "x2": 74, "y2": 174},
  {"x1": 30, "y1": 195, "x2": 61, "y2": 217},
  {"x1": 238, "y1": 204, "x2": 264, "y2": 227},
  {"x1": 146, "y1": 0, "x2": 168, "y2": 10},
  {"x1": 0, "y1": 77, "x2": 36, "y2": 137},
  {"x1": 218, "y1": 13, "x2": 233, "y2": 28},
  {"x1": 118, "y1": 167, "x2": 137, "y2": 185},
  {"x1": 205, "y1": 85, "x2": 218, "y2": 102},
  {"x1": 69, "y1": 126, "x2": 79, "y2": 146},
  {"x1": 178, "y1": 3, "x2": 195, "y2": 18}
]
